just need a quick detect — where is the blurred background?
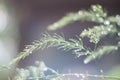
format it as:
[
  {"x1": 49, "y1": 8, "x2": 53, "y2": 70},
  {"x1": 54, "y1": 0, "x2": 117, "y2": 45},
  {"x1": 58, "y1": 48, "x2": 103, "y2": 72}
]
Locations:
[{"x1": 0, "y1": 0, "x2": 120, "y2": 80}]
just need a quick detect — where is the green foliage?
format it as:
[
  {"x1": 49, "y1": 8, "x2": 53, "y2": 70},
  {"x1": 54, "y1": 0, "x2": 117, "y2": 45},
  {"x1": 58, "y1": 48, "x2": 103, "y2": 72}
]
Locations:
[
  {"x1": 14, "y1": 61, "x2": 120, "y2": 80},
  {"x1": 14, "y1": 61, "x2": 49, "y2": 80},
  {"x1": 84, "y1": 45, "x2": 118, "y2": 64},
  {"x1": 80, "y1": 25, "x2": 116, "y2": 43},
  {"x1": 48, "y1": 5, "x2": 107, "y2": 30},
  {"x1": 0, "y1": 4, "x2": 120, "y2": 80},
  {"x1": 47, "y1": 5, "x2": 117, "y2": 30},
  {"x1": 9, "y1": 32, "x2": 89, "y2": 65},
  {"x1": 47, "y1": 4, "x2": 120, "y2": 63}
]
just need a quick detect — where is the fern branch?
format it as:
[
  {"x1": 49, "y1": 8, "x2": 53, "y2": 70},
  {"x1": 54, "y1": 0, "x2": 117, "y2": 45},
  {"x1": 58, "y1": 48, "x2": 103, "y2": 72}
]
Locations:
[
  {"x1": 108, "y1": 15, "x2": 120, "y2": 26},
  {"x1": 9, "y1": 33, "x2": 88, "y2": 66},
  {"x1": 27, "y1": 73, "x2": 120, "y2": 80},
  {"x1": 80, "y1": 25, "x2": 117, "y2": 44},
  {"x1": 14, "y1": 61, "x2": 120, "y2": 80},
  {"x1": 47, "y1": 5, "x2": 107, "y2": 30},
  {"x1": 84, "y1": 45, "x2": 119, "y2": 64}
]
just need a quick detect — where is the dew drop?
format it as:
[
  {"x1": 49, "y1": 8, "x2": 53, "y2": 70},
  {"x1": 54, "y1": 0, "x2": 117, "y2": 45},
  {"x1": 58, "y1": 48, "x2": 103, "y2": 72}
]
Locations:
[
  {"x1": 118, "y1": 32, "x2": 120, "y2": 36},
  {"x1": 116, "y1": 15, "x2": 120, "y2": 17},
  {"x1": 81, "y1": 32, "x2": 85, "y2": 37},
  {"x1": 53, "y1": 23, "x2": 58, "y2": 27},
  {"x1": 75, "y1": 73, "x2": 80, "y2": 78},
  {"x1": 32, "y1": 42, "x2": 36, "y2": 44},
  {"x1": 86, "y1": 51, "x2": 90, "y2": 55},
  {"x1": 92, "y1": 7, "x2": 96, "y2": 12},
  {"x1": 114, "y1": 47, "x2": 118, "y2": 50},
  {"x1": 74, "y1": 49, "x2": 80, "y2": 53},
  {"x1": 29, "y1": 51, "x2": 32, "y2": 53},
  {"x1": 25, "y1": 46, "x2": 28, "y2": 49},
  {"x1": 94, "y1": 75, "x2": 98, "y2": 77},
  {"x1": 96, "y1": 13, "x2": 99, "y2": 17},
  {"x1": 67, "y1": 43, "x2": 70, "y2": 46},
  {"x1": 92, "y1": 55, "x2": 96, "y2": 59},
  {"x1": 35, "y1": 61, "x2": 40, "y2": 65},
  {"x1": 107, "y1": 28, "x2": 111, "y2": 31},
  {"x1": 84, "y1": 60, "x2": 88, "y2": 64},
  {"x1": 101, "y1": 31, "x2": 107, "y2": 35},
  {"x1": 84, "y1": 53, "x2": 88, "y2": 56},
  {"x1": 76, "y1": 43, "x2": 79, "y2": 46},
  {"x1": 100, "y1": 69, "x2": 103, "y2": 73},
  {"x1": 104, "y1": 20, "x2": 110, "y2": 25},
  {"x1": 78, "y1": 11, "x2": 83, "y2": 15},
  {"x1": 98, "y1": 5, "x2": 102, "y2": 8},
  {"x1": 81, "y1": 75, "x2": 86, "y2": 79},
  {"x1": 43, "y1": 67, "x2": 48, "y2": 71}
]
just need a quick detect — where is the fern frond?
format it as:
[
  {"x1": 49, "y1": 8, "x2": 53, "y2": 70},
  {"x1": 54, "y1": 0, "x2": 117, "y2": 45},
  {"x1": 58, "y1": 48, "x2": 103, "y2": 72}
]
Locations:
[
  {"x1": 84, "y1": 45, "x2": 119, "y2": 64},
  {"x1": 108, "y1": 15, "x2": 120, "y2": 26},
  {"x1": 47, "y1": 5, "x2": 107, "y2": 30},
  {"x1": 80, "y1": 25, "x2": 116, "y2": 44},
  {"x1": 9, "y1": 33, "x2": 88, "y2": 66},
  {"x1": 14, "y1": 61, "x2": 120, "y2": 80}
]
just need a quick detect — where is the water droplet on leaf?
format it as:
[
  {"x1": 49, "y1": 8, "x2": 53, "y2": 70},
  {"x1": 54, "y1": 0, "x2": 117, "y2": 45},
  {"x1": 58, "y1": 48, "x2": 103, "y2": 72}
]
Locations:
[
  {"x1": 118, "y1": 33, "x2": 120, "y2": 36},
  {"x1": 104, "y1": 21, "x2": 110, "y2": 25}
]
